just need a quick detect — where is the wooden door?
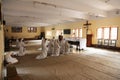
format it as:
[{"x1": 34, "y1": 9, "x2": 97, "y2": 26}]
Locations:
[{"x1": 87, "y1": 34, "x2": 92, "y2": 47}]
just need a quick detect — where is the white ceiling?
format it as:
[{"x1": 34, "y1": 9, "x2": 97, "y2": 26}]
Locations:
[{"x1": 2, "y1": 0, "x2": 120, "y2": 27}]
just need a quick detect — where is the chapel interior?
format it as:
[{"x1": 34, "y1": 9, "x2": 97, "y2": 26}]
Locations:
[{"x1": 0, "y1": 0, "x2": 120, "y2": 80}]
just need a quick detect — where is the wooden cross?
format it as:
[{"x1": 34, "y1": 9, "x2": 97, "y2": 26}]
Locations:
[{"x1": 83, "y1": 20, "x2": 91, "y2": 34}]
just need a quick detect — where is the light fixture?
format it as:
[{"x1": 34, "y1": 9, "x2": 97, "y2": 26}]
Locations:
[
  {"x1": 105, "y1": 0, "x2": 110, "y2": 3},
  {"x1": 33, "y1": 1, "x2": 57, "y2": 8}
]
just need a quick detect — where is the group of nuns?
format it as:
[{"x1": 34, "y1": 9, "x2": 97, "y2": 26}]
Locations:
[
  {"x1": 5, "y1": 38, "x2": 26, "y2": 64},
  {"x1": 5, "y1": 35, "x2": 70, "y2": 64},
  {"x1": 36, "y1": 35, "x2": 70, "y2": 59}
]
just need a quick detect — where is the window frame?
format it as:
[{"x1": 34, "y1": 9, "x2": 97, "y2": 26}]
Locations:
[
  {"x1": 28, "y1": 27, "x2": 37, "y2": 32},
  {"x1": 46, "y1": 30, "x2": 52, "y2": 36},
  {"x1": 97, "y1": 27, "x2": 118, "y2": 46},
  {"x1": 110, "y1": 27, "x2": 118, "y2": 40},
  {"x1": 72, "y1": 28, "x2": 82, "y2": 38},
  {"x1": 56, "y1": 29, "x2": 63, "y2": 37},
  {"x1": 97, "y1": 27, "x2": 118, "y2": 40},
  {"x1": 11, "y1": 27, "x2": 22, "y2": 33}
]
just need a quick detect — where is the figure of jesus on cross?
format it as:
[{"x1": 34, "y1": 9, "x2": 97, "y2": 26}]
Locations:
[{"x1": 83, "y1": 20, "x2": 91, "y2": 35}]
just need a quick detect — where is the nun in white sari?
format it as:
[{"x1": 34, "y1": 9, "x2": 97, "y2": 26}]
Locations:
[
  {"x1": 47, "y1": 39, "x2": 54, "y2": 56},
  {"x1": 36, "y1": 39, "x2": 48, "y2": 59},
  {"x1": 58, "y1": 35, "x2": 66, "y2": 54},
  {"x1": 52, "y1": 40, "x2": 60, "y2": 56},
  {"x1": 5, "y1": 52, "x2": 18, "y2": 64},
  {"x1": 16, "y1": 38, "x2": 19, "y2": 48},
  {"x1": 58, "y1": 39, "x2": 66, "y2": 54},
  {"x1": 64, "y1": 41, "x2": 70, "y2": 54},
  {"x1": 18, "y1": 38, "x2": 25, "y2": 56}
]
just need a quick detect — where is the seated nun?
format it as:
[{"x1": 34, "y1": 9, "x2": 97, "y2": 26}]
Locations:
[
  {"x1": 59, "y1": 40, "x2": 65, "y2": 54},
  {"x1": 16, "y1": 38, "x2": 19, "y2": 48},
  {"x1": 5, "y1": 52, "x2": 18, "y2": 64},
  {"x1": 18, "y1": 38, "x2": 26, "y2": 56},
  {"x1": 64, "y1": 41, "x2": 70, "y2": 54},
  {"x1": 51, "y1": 40, "x2": 60, "y2": 56},
  {"x1": 36, "y1": 38, "x2": 48, "y2": 59},
  {"x1": 47, "y1": 39, "x2": 55, "y2": 56},
  {"x1": 58, "y1": 35, "x2": 65, "y2": 54}
]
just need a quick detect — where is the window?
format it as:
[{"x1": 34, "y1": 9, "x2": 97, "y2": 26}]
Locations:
[
  {"x1": 103, "y1": 28, "x2": 110, "y2": 39},
  {"x1": 97, "y1": 39, "x2": 102, "y2": 45},
  {"x1": 46, "y1": 31, "x2": 52, "y2": 36},
  {"x1": 79, "y1": 28, "x2": 82, "y2": 38},
  {"x1": 97, "y1": 27, "x2": 118, "y2": 40},
  {"x1": 56, "y1": 30, "x2": 63, "y2": 37},
  {"x1": 28, "y1": 27, "x2": 37, "y2": 32},
  {"x1": 12, "y1": 27, "x2": 22, "y2": 33},
  {"x1": 97, "y1": 27, "x2": 118, "y2": 46},
  {"x1": 109, "y1": 40, "x2": 116, "y2": 46},
  {"x1": 111, "y1": 27, "x2": 118, "y2": 39},
  {"x1": 103, "y1": 39, "x2": 109, "y2": 46},
  {"x1": 72, "y1": 29, "x2": 75, "y2": 37},
  {"x1": 97, "y1": 28, "x2": 102, "y2": 39},
  {"x1": 72, "y1": 28, "x2": 82, "y2": 38},
  {"x1": 76, "y1": 29, "x2": 79, "y2": 37}
]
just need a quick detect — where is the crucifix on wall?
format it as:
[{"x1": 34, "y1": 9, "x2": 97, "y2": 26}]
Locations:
[
  {"x1": 83, "y1": 20, "x2": 92, "y2": 47},
  {"x1": 83, "y1": 20, "x2": 91, "y2": 35}
]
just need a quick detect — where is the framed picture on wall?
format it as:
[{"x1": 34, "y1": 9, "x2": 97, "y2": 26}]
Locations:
[{"x1": 11, "y1": 27, "x2": 22, "y2": 33}]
